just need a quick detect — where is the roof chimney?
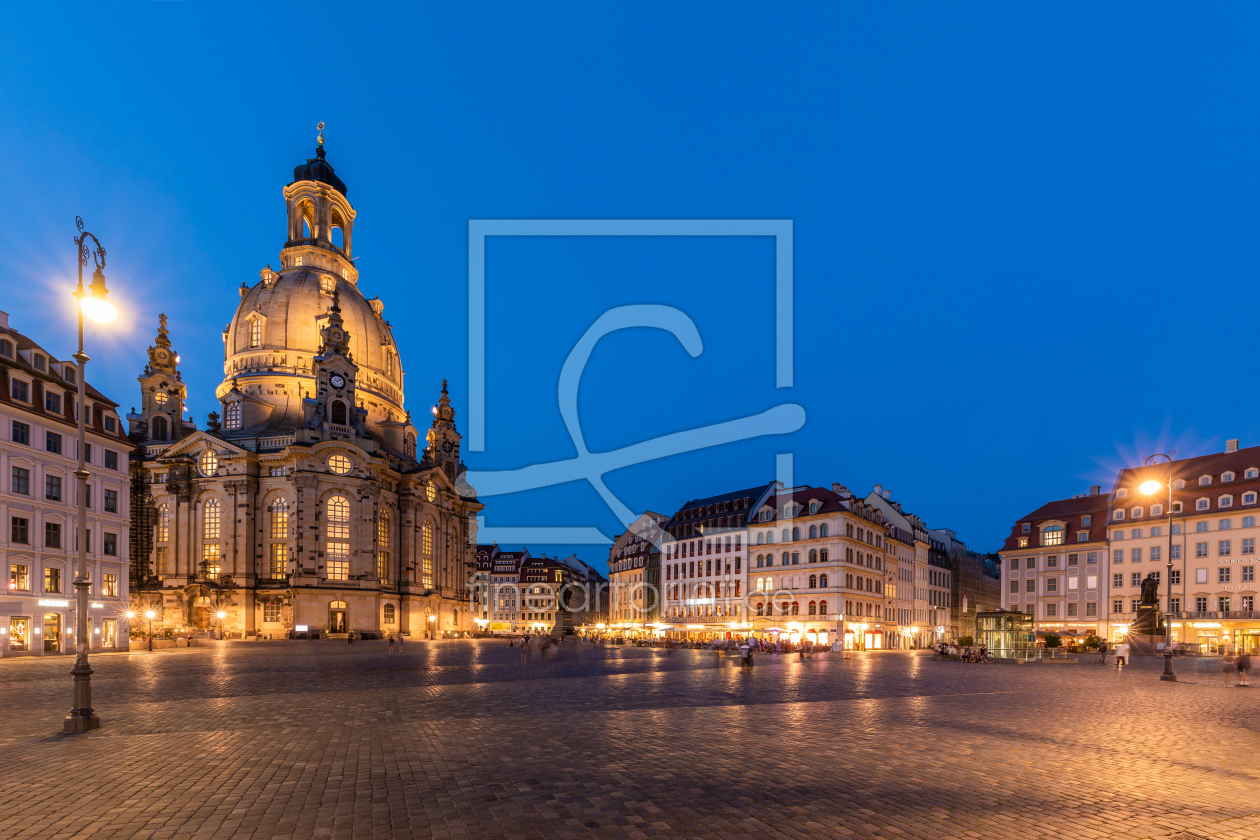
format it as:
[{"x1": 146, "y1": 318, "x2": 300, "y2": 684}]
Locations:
[
  {"x1": 1227, "y1": 439, "x2": 1239, "y2": 453},
  {"x1": 882, "y1": 489, "x2": 891, "y2": 500},
  {"x1": 873, "y1": 484, "x2": 882, "y2": 497},
  {"x1": 1089, "y1": 485, "x2": 1100, "y2": 496},
  {"x1": 831, "y1": 483, "x2": 842, "y2": 494},
  {"x1": 834, "y1": 485, "x2": 851, "y2": 500}
]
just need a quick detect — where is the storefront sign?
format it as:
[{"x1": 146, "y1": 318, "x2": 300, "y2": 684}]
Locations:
[
  {"x1": 294, "y1": 625, "x2": 309, "y2": 631},
  {"x1": 38, "y1": 599, "x2": 70, "y2": 607},
  {"x1": 90, "y1": 602, "x2": 103, "y2": 609}
]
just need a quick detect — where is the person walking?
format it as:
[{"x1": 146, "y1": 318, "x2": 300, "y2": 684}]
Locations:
[
  {"x1": 348, "y1": 630, "x2": 354, "y2": 645},
  {"x1": 1098, "y1": 639, "x2": 1108, "y2": 665},
  {"x1": 1237, "y1": 651, "x2": 1251, "y2": 687},
  {"x1": 1115, "y1": 641, "x2": 1128, "y2": 667},
  {"x1": 388, "y1": 635, "x2": 395, "y2": 653}
]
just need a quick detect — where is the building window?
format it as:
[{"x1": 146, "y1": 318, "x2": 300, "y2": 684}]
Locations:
[
  {"x1": 103, "y1": 573, "x2": 118, "y2": 597},
  {"x1": 203, "y1": 544, "x2": 221, "y2": 578},
  {"x1": 1131, "y1": 507, "x2": 1143, "y2": 518},
  {"x1": 1196, "y1": 596, "x2": 1208, "y2": 613},
  {"x1": 269, "y1": 544, "x2": 287, "y2": 579},
  {"x1": 1169, "y1": 597, "x2": 1180, "y2": 613},
  {"x1": 1244, "y1": 539, "x2": 1255, "y2": 555},
  {"x1": 1197, "y1": 499, "x2": 1209, "y2": 511},
  {"x1": 1042, "y1": 525, "x2": 1063, "y2": 546},
  {"x1": 225, "y1": 402, "x2": 242, "y2": 430},
  {"x1": 1082, "y1": 515, "x2": 1092, "y2": 526},
  {"x1": 46, "y1": 474, "x2": 61, "y2": 501},
  {"x1": 200, "y1": 449, "x2": 219, "y2": 476},
  {"x1": 1219, "y1": 540, "x2": 1232, "y2": 557},
  {"x1": 204, "y1": 499, "x2": 221, "y2": 539},
  {"x1": 104, "y1": 532, "x2": 117, "y2": 556},
  {"x1": 45, "y1": 522, "x2": 61, "y2": 549},
  {"x1": 269, "y1": 498, "x2": 288, "y2": 538},
  {"x1": 1220, "y1": 495, "x2": 1234, "y2": 508},
  {"x1": 46, "y1": 387, "x2": 64, "y2": 411},
  {"x1": 10, "y1": 564, "x2": 29, "y2": 591},
  {"x1": 384, "y1": 604, "x2": 396, "y2": 624},
  {"x1": 1200, "y1": 475, "x2": 1212, "y2": 486},
  {"x1": 11, "y1": 516, "x2": 29, "y2": 543},
  {"x1": 250, "y1": 318, "x2": 262, "y2": 348},
  {"x1": 156, "y1": 504, "x2": 170, "y2": 541},
  {"x1": 1112, "y1": 599, "x2": 1123, "y2": 614},
  {"x1": 1170, "y1": 569, "x2": 1181, "y2": 585},
  {"x1": 156, "y1": 546, "x2": 168, "y2": 577},
  {"x1": 11, "y1": 380, "x2": 29, "y2": 402},
  {"x1": 377, "y1": 509, "x2": 391, "y2": 581},
  {"x1": 1018, "y1": 537, "x2": 1028, "y2": 547},
  {"x1": 422, "y1": 523, "x2": 434, "y2": 588},
  {"x1": 1114, "y1": 510, "x2": 1125, "y2": 521},
  {"x1": 45, "y1": 567, "x2": 61, "y2": 593},
  {"x1": 326, "y1": 496, "x2": 350, "y2": 580},
  {"x1": 1219, "y1": 567, "x2": 1231, "y2": 583},
  {"x1": 104, "y1": 488, "x2": 118, "y2": 513},
  {"x1": 263, "y1": 603, "x2": 282, "y2": 623},
  {"x1": 1196, "y1": 542, "x2": 1208, "y2": 558},
  {"x1": 1113, "y1": 574, "x2": 1123, "y2": 588}
]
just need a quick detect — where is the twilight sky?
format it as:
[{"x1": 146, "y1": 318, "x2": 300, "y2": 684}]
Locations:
[{"x1": 2, "y1": 4, "x2": 1257, "y2": 571}]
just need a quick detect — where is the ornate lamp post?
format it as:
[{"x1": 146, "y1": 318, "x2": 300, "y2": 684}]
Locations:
[
  {"x1": 65, "y1": 217, "x2": 115, "y2": 733},
  {"x1": 145, "y1": 610, "x2": 156, "y2": 652},
  {"x1": 216, "y1": 611, "x2": 227, "y2": 641},
  {"x1": 1140, "y1": 452, "x2": 1177, "y2": 682}
]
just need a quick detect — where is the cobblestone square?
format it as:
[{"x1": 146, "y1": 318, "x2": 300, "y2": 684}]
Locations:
[{"x1": 1, "y1": 642, "x2": 1257, "y2": 840}]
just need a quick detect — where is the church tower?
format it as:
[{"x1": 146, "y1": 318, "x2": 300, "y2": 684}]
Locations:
[
  {"x1": 129, "y1": 314, "x2": 188, "y2": 443},
  {"x1": 299, "y1": 288, "x2": 365, "y2": 437},
  {"x1": 427, "y1": 380, "x2": 462, "y2": 481}
]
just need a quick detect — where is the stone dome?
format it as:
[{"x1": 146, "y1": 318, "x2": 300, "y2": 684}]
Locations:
[{"x1": 220, "y1": 267, "x2": 404, "y2": 431}]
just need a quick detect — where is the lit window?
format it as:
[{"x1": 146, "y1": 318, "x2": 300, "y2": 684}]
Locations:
[
  {"x1": 328, "y1": 454, "x2": 351, "y2": 475},
  {"x1": 203, "y1": 499, "x2": 221, "y2": 540},
  {"x1": 224, "y1": 401, "x2": 242, "y2": 430},
  {"x1": 250, "y1": 318, "x2": 262, "y2": 348},
  {"x1": 421, "y1": 523, "x2": 434, "y2": 588},
  {"x1": 269, "y1": 498, "x2": 289, "y2": 538},
  {"x1": 426, "y1": 482, "x2": 436, "y2": 503},
  {"x1": 200, "y1": 449, "x2": 219, "y2": 476},
  {"x1": 1041, "y1": 525, "x2": 1063, "y2": 546}
]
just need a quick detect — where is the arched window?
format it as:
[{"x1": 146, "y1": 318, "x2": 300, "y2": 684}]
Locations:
[
  {"x1": 809, "y1": 525, "x2": 817, "y2": 539},
  {"x1": 249, "y1": 318, "x2": 262, "y2": 348},
  {"x1": 383, "y1": 604, "x2": 396, "y2": 624},
  {"x1": 156, "y1": 503, "x2": 169, "y2": 542},
  {"x1": 151, "y1": 415, "x2": 168, "y2": 441},
  {"x1": 444, "y1": 461, "x2": 454, "y2": 480},
  {"x1": 756, "y1": 602, "x2": 765, "y2": 617},
  {"x1": 330, "y1": 399, "x2": 347, "y2": 425},
  {"x1": 820, "y1": 523, "x2": 828, "y2": 537},
  {"x1": 782, "y1": 529, "x2": 789, "y2": 542},
  {"x1": 270, "y1": 498, "x2": 288, "y2": 538},
  {"x1": 757, "y1": 532, "x2": 764, "y2": 545},
  {"x1": 405, "y1": 434, "x2": 417, "y2": 459},
  {"x1": 325, "y1": 496, "x2": 350, "y2": 580},
  {"x1": 377, "y1": 510, "x2": 391, "y2": 581},
  {"x1": 1041, "y1": 525, "x2": 1063, "y2": 546},
  {"x1": 819, "y1": 574, "x2": 828, "y2": 588},
  {"x1": 421, "y1": 523, "x2": 434, "y2": 588},
  {"x1": 808, "y1": 601, "x2": 817, "y2": 615},
  {"x1": 224, "y1": 401, "x2": 242, "y2": 430},
  {"x1": 818, "y1": 600, "x2": 827, "y2": 615},
  {"x1": 792, "y1": 527, "x2": 800, "y2": 541},
  {"x1": 203, "y1": 499, "x2": 220, "y2": 539},
  {"x1": 755, "y1": 554, "x2": 763, "y2": 568},
  {"x1": 809, "y1": 575, "x2": 817, "y2": 588},
  {"x1": 809, "y1": 549, "x2": 817, "y2": 563},
  {"x1": 782, "y1": 552, "x2": 790, "y2": 566}
]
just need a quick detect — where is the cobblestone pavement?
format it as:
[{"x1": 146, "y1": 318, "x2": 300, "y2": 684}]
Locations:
[{"x1": 1, "y1": 642, "x2": 1257, "y2": 840}]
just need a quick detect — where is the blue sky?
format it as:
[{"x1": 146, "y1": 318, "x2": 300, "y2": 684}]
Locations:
[{"x1": 2, "y1": 4, "x2": 1257, "y2": 570}]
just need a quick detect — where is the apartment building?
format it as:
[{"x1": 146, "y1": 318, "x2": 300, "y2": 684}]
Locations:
[{"x1": 0, "y1": 311, "x2": 130, "y2": 656}]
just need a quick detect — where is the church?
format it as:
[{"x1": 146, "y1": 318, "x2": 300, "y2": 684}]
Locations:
[{"x1": 127, "y1": 130, "x2": 482, "y2": 639}]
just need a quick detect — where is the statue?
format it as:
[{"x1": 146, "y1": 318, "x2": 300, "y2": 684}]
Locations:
[{"x1": 1140, "y1": 573, "x2": 1160, "y2": 606}]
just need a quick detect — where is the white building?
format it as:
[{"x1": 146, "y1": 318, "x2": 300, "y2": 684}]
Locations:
[{"x1": 1, "y1": 311, "x2": 130, "y2": 657}]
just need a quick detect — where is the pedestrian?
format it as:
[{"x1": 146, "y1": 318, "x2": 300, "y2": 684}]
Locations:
[
  {"x1": 1098, "y1": 639, "x2": 1108, "y2": 665},
  {"x1": 348, "y1": 630, "x2": 354, "y2": 645},
  {"x1": 1115, "y1": 641, "x2": 1128, "y2": 666},
  {"x1": 398, "y1": 633, "x2": 404, "y2": 652},
  {"x1": 1237, "y1": 651, "x2": 1251, "y2": 687},
  {"x1": 388, "y1": 635, "x2": 395, "y2": 653}
]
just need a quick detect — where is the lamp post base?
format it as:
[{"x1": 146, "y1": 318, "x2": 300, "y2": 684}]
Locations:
[
  {"x1": 63, "y1": 712, "x2": 100, "y2": 732},
  {"x1": 1160, "y1": 652, "x2": 1177, "y2": 682}
]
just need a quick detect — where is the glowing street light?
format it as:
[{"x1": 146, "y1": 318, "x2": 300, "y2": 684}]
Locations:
[
  {"x1": 1141, "y1": 452, "x2": 1178, "y2": 682},
  {"x1": 144, "y1": 610, "x2": 156, "y2": 652},
  {"x1": 65, "y1": 218, "x2": 116, "y2": 734}
]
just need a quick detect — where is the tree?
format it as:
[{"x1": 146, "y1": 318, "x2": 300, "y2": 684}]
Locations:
[
  {"x1": 1083, "y1": 634, "x2": 1102, "y2": 650},
  {"x1": 957, "y1": 635, "x2": 974, "y2": 646},
  {"x1": 1044, "y1": 633, "x2": 1062, "y2": 648}
]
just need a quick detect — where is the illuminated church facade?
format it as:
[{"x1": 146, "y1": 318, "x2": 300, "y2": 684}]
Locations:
[{"x1": 127, "y1": 131, "x2": 481, "y2": 638}]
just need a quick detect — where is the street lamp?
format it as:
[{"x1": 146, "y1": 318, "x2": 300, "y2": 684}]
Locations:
[
  {"x1": 1141, "y1": 453, "x2": 1177, "y2": 682},
  {"x1": 65, "y1": 218, "x2": 114, "y2": 733},
  {"x1": 427, "y1": 614, "x2": 436, "y2": 639},
  {"x1": 145, "y1": 610, "x2": 156, "y2": 652},
  {"x1": 216, "y1": 611, "x2": 227, "y2": 640}
]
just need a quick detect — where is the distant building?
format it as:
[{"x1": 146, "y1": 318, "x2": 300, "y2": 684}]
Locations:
[
  {"x1": 998, "y1": 486, "x2": 1109, "y2": 644},
  {"x1": 0, "y1": 311, "x2": 131, "y2": 657},
  {"x1": 608, "y1": 511, "x2": 667, "y2": 632}
]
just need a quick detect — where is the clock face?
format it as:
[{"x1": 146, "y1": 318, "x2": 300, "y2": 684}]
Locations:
[
  {"x1": 155, "y1": 349, "x2": 169, "y2": 362},
  {"x1": 329, "y1": 374, "x2": 345, "y2": 389},
  {"x1": 442, "y1": 440, "x2": 453, "y2": 453},
  {"x1": 330, "y1": 328, "x2": 345, "y2": 343},
  {"x1": 441, "y1": 406, "x2": 453, "y2": 419}
]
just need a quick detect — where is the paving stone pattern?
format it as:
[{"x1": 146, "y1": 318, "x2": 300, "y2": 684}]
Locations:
[{"x1": 1, "y1": 642, "x2": 1257, "y2": 840}]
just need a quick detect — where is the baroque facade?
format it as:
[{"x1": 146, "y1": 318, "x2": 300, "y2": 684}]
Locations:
[{"x1": 128, "y1": 134, "x2": 482, "y2": 639}]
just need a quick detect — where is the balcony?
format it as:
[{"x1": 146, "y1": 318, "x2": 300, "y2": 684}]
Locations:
[
  {"x1": 1169, "y1": 610, "x2": 1260, "y2": 621},
  {"x1": 284, "y1": 237, "x2": 349, "y2": 260},
  {"x1": 323, "y1": 422, "x2": 353, "y2": 436}
]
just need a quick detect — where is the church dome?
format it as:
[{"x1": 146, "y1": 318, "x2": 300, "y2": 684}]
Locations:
[
  {"x1": 292, "y1": 145, "x2": 348, "y2": 197},
  {"x1": 220, "y1": 267, "x2": 404, "y2": 431}
]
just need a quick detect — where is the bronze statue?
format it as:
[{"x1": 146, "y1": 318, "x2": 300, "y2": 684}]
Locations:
[{"x1": 1140, "y1": 573, "x2": 1160, "y2": 606}]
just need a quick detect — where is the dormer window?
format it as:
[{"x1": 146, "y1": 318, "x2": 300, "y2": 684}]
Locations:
[
  {"x1": 1200, "y1": 475, "x2": 1212, "y2": 486},
  {"x1": 1114, "y1": 510, "x2": 1125, "y2": 521},
  {"x1": 249, "y1": 318, "x2": 262, "y2": 348},
  {"x1": 1150, "y1": 504, "x2": 1162, "y2": 516},
  {"x1": 1197, "y1": 498, "x2": 1209, "y2": 511},
  {"x1": 224, "y1": 401, "x2": 242, "y2": 430},
  {"x1": 1246, "y1": 468, "x2": 1259, "y2": 480},
  {"x1": 320, "y1": 275, "x2": 336, "y2": 295},
  {"x1": 1116, "y1": 488, "x2": 1128, "y2": 498},
  {"x1": 1021, "y1": 523, "x2": 1031, "y2": 533},
  {"x1": 63, "y1": 365, "x2": 75, "y2": 383},
  {"x1": 0, "y1": 339, "x2": 12, "y2": 357},
  {"x1": 1223, "y1": 471, "x2": 1236, "y2": 482},
  {"x1": 1131, "y1": 506, "x2": 1143, "y2": 518},
  {"x1": 33, "y1": 354, "x2": 46, "y2": 371},
  {"x1": 1082, "y1": 515, "x2": 1092, "y2": 526},
  {"x1": 1174, "y1": 479, "x2": 1186, "y2": 489},
  {"x1": 810, "y1": 502, "x2": 819, "y2": 514},
  {"x1": 1220, "y1": 495, "x2": 1234, "y2": 508},
  {"x1": 1041, "y1": 525, "x2": 1064, "y2": 546}
]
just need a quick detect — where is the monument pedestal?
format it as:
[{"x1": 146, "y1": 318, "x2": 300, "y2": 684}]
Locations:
[{"x1": 1131, "y1": 604, "x2": 1164, "y2": 636}]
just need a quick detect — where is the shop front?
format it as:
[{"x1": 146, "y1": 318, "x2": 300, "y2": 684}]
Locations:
[
  {"x1": 977, "y1": 610, "x2": 1035, "y2": 655},
  {"x1": 843, "y1": 622, "x2": 889, "y2": 650}
]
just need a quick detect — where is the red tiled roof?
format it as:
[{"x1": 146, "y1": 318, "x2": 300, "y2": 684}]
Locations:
[
  {"x1": 1001, "y1": 493, "x2": 1110, "y2": 552},
  {"x1": 1111, "y1": 444, "x2": 1260, "y2": 520}
]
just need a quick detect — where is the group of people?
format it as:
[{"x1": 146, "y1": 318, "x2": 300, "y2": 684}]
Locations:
[{"x1": 937, "y1": 642, "x2": 989, "y2": 662}]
